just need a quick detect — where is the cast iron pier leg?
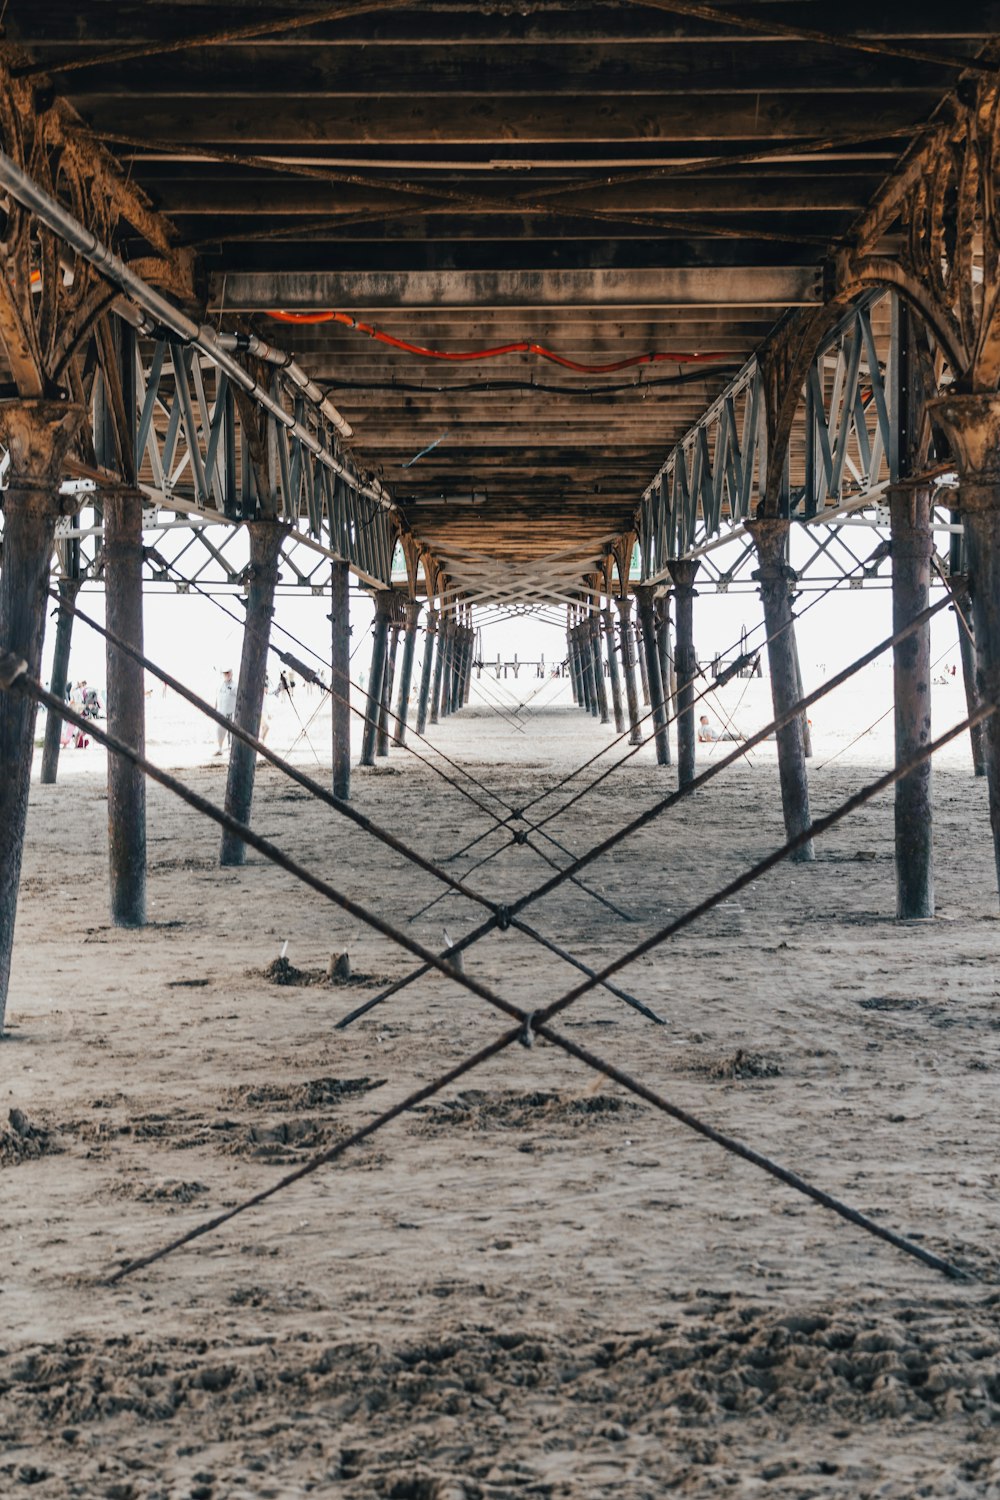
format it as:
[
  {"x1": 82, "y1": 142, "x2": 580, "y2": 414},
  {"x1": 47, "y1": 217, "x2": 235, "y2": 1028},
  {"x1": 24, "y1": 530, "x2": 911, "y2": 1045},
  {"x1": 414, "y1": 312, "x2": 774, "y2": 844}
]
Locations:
[
  {"x1": 667, "y1": 561, "x2": 699, "y2": 786},
  {"x1": 377, "y1": 617, "x2": 401, "y2": 755},
  {"x1": 951, "y1": 574, "x2": 988, "y2": 777},
  {"x1": 930, "y1": 394, "x2": 1000, "y2": 898},
  {"x1": 591, "y1": 611, "x2": 610, "y2": 724},
  {"x1": 40, "y1": 576, "x2": 81, "y2": 784},
  {"x1": 615, "y1": 596, "x2": 642, "y2": 746},
  {"x1": 393, "y1": 599, "x2": 421, "y2": 745},
  {"x1": 889, "y1": 488, "x2": 934, "y2": 918},
  {"x1": 330, "y1": 559, "x2": 351, "y2": 800},
  {"x1": 634, "y1": 584, "x2": 670, "y2": 765},
  {"x1": 104, "y1": 489, "x2": 147, "y2": 924},
  {"x1": 416, "y1": 608, "x2": 438, "y2": 735},
  {"x1": 221, "y1": 521, "x2": 284, "y2": 866},
  {"x1": 0, "y1": 401, "x2": 84, "y2": 1028},
  {"x1": 603, "y1": 605, "x2": 625, "y2": 733},
  {"x1": 361, "y1": 595, "x2": 390, "y2": 766},
  {"x1": 432, "y1": 613, "x2": 449, "y2": 722},
  {"x1": 747, "y1": 521, "x2": 814, "y2": 860}
]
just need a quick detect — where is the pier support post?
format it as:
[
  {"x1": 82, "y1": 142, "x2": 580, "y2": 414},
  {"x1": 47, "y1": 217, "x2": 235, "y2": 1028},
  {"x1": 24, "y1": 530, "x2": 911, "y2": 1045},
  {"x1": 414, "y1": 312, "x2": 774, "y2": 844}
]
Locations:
[
  {"x1": 361, "y1": 593, "x2": 390, "y2": 765},
  {"x1": 603, "y1": 605, "x2": 625, "y2": 733},
  {"x1": 929, "y1": 394, "x2": 1000, "y2": 898},
  {"x1": 377, "y1": 613, "x2": 401, "y2": 755},
  {"x1": 416, "y1": 607, "x2": 438, "y2": 736},
  {"x1": 393, "y1": 599, "x2": 421, "y2": 746},
  {"x1": 667, "y1": 560, "x2": 700, "y2": 789},
  {"x1": 591, "y1": 610, "x2": 610, "y2": 725},
  {"x1": 40, "y1": 576, "x2": 81, "y2": 785},
  {"x1": 104, "y1": 489, "x2": 147, "y2": 924},
  {"x1": 747, "y1": 521, "x2": 814, "y2": 860},
  {"x1": 950, "y1": 574, "x2": 988, "y2": 777},
  {"x1": 889, "y1": 488, "x2": 934, "y2": 918},
  {"x1": 221, "y1": 521, "x2": 285, "y2": 866},
  {"x1": 615, "y1": 596, "x2": 643, "y2": 746},
  {"x1": 330, "y1": 559, "x2": 351, "y2": 800},
  {"x1": 634, "y1": 585, "x2": 670, "y2": 766},
  {"x1": 0, "y1": 401, "x2": 85, "y2": 1027}
]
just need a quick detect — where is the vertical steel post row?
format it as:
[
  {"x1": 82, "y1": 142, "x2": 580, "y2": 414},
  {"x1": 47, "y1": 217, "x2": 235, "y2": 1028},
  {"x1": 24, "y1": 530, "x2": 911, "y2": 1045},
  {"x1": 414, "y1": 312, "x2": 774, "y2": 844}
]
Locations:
[
  {"x1": 634, "y1": 585, "x2": 671, "y2": 766},
  {"x1": 393, "y1": 598, "x2": 421, "y2": 746},
  {"x1": 603, "y1": 605, "x2": 625, "y2": 733},
  {"x1": 330, "y1": 559, "x2": 352, "y2": 800},
  {"x1": 416, "y1": 607, "x2": 438, "y2": 735},
  {"x1": 591, "y1": 608, "x2": 610, "y2": 725},
  {"x1": 746, "y1": 523, "x2": 814, "y2": 860},
  {"x1": 377, "y1": 614, "x2": 401, "y2": 756},
  {"x1": 40, "y1": 576, "x2": 81, "y2": 784},
  {"x1": 220, "y1": 522, "x2": 285, "y2": 866},
  {"x1": 0, "y1": 402, "x2": 85, "y2": 1029},
  {"x1": 104, "y1": 490, "x2": 147, "y2": 925},
  {"x1": 615, "y1": 595, "x2": 643, "y2": 746},
  {"x1": 361, "y1": 594, "x2": 390, "y2": 766},
  {"x1": 890, "y1": 488, "x2": 934, "y2": 918}
]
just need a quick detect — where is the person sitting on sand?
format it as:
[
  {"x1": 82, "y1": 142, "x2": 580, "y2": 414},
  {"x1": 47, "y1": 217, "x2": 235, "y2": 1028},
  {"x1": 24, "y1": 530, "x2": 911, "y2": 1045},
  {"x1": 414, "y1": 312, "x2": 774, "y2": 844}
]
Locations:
[{"x1": 698, "y1": 713, "x2": 744, "y2": 743}]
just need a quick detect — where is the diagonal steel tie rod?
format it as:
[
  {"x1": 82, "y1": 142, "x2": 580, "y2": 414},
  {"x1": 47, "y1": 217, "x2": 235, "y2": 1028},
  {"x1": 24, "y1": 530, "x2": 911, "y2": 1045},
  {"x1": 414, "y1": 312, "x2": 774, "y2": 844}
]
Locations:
[
  {"x1": 55, "y1": 593, "x2": 662, "y2": 1024},
  {"x1": 337, "y1": 595, "x2": 953, "y2": 1027},
  {"x1": 33, "y1": 638, "x2": 976, "y2": 1286}
]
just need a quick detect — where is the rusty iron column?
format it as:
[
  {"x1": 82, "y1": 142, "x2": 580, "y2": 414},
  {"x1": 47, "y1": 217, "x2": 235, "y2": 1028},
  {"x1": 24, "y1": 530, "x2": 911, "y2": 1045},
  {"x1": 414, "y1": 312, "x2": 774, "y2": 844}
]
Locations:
[
  {"x1": 634, "y1": 584, "x2": 671, "y2": 766},
  {"x1": 566, "y1": 612, "x2": 579, "y2": 703},
  {"x1": 573, "y1": 619, "x2": 588, "y2": 710},
  {"x1": 615, "y1": 595, "x2": 642, "y2": 746},
  {"x1": 889, "y1": 488, "x2": 934, "y2": 918},
  {"x1": 104, "y1": 489, "x2": 147, "y2": 925},
  {"x1": 602, "y1": 604, "x2": 625, "y2": 733},
  {"x1": 463, "y1": 614, "x2": 475, "y2": 705},
  {"x1": 0, "y1": 402, "x2": 84, "y2": 1028},
  {"x1": 416, "y1": 607, "x2": 438, "y2": 735},
  {"x1": 747, "y1": 521, "x2": 814, "y2": 860},
  {"x1": 377, "y1": 611, "x2": 401, "y2": 755},
  {"x1": 930, "y1": 394, "x2": 1000, "y2": 896},
  {"x1": 393, "y1": 598, "x2": 421, "y2": 746},
  {"x1": 590, "y1": 608, "x2": 610, "y2": 725},
  {"x1": 431, "y1": 609, "x2": 449, "y2": 723},
  {"x1": 439, "y1": 613, "x2": 454, "y2": 719},
  {"x1": 580, "y1": 617, "x2": 599, "y2": 717},
  {"x1": 329, "y1": 559, "x2": 351, "y2": 801},
  {"x1": 668, "y1": 560, "x2": 700, "y2": 788},
  {"x1": 220, "y1": 521, "x2": 285, "y2": 867},
  {"x1": 40, "y1": 575, "x2": 81, "y2": 785},
  {"x1": 656, "y1": 593, "x2": 676, "y2": 729},
  {"x1": 950, "y1": 574, "x2": 988, "y2": 777},
  {"x1": 361, "y1": 592, "x2": 390, "y2": 765},
  {"x1": 634, "y1": 615, "x2": 650, "y2": 705}
]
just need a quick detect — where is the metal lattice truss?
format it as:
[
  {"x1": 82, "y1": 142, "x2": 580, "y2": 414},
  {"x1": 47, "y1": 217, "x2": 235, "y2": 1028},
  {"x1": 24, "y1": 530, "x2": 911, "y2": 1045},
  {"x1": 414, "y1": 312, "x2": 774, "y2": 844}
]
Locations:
[
  {"x1": 635, "y1": 288, "x2": 958, "y2": 588},
  {"x1": 435, "y1": 540, "x2": 617, "y2": 610}
]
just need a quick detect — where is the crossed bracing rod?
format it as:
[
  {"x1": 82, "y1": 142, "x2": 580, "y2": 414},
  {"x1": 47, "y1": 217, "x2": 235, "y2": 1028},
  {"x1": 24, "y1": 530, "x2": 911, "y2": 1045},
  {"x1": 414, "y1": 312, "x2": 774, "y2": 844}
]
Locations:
[{"x1": 0, "y1": 586, "x2": 980, "y2": 1285}]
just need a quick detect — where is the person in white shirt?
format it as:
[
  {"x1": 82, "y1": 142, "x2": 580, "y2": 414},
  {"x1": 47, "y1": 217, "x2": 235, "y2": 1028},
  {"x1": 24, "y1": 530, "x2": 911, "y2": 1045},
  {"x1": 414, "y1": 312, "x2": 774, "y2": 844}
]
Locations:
[
  {"x1": 214, "y1": 668, "x2": 237, "y2": 754},
  {"x1": 698, "y1": 713, "x2": 743, "y2": 743}
]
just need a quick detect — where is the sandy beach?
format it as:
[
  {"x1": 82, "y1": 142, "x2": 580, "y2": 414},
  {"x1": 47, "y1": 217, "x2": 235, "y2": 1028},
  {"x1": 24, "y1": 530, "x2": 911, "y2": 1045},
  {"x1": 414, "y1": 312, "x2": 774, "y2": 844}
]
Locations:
[{"x1": 2, "y1": 672, "x2": 1000, "y2": 1498}]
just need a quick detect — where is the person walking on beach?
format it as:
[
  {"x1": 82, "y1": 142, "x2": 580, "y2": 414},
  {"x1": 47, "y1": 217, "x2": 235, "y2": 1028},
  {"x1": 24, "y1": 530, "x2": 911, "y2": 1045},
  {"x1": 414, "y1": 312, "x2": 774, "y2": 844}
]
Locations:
[{"x1": 214, "y1": 667, "x2": 237, "y2": 755}]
